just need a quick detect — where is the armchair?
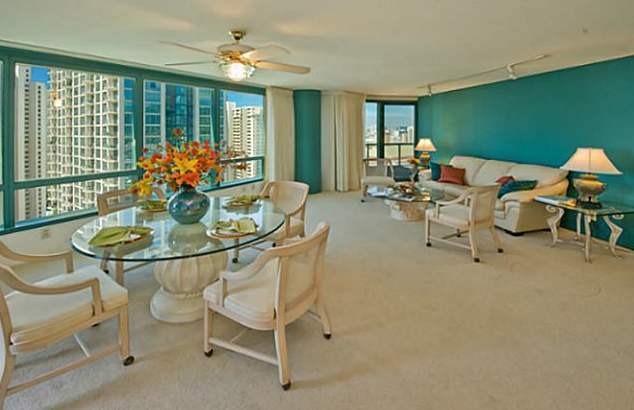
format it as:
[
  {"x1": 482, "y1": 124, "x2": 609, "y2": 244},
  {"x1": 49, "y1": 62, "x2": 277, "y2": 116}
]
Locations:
[
  {"x1": 425, "y1": 185, "x2": 504, "y2": 262},
  {"x1": 202, "y1": 222, "x2": 332, "y2": 390},
  {"x1": 0, "y1": 242, "x2": 133, "y2": 407},
  {"x1": 361, "y1": 158, "x2": 396, "y2": 201}
]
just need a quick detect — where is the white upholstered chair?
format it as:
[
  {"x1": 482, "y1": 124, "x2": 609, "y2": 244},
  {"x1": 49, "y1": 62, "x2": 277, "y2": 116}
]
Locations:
[
  {"x1": 259, "y1": 181, "x2": 309, "y2": 245},
  {"x1": 361, "y1": 158, "x2": 396, "y2": 201},
  {"x1": 96, "y1": 187, "x2": 165, "y2": 284},
  {"x1": 0, "y1": 241, "x2": 133, "y2": 407},
  {"x1": 425, "y1": 185, "x2": 504, "y2": 262},
  {"x1": 202, "y1": 222, "x2": 332, "y2": 390}
]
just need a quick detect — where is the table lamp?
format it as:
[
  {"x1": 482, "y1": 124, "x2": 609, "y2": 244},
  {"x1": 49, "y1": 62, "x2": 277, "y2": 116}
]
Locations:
[
  {"x1": 560, "y1": 147, "x2": 622, "y2": 208},
  {"x1": 415, "y1": 138, "x2": 436, "y2": 169}
]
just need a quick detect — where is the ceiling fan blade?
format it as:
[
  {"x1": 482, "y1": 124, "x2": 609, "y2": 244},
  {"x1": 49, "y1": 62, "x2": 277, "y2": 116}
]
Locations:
[
  {"x1": 255, "y1": 61, "x2": 310, "y2": 74},
  {"x1": 242, "y1": 45, "x2": 290, "y2": 62},
  {"x1": 164, "y1": 61, "x2": 213, "y2": 67},
  {"x1": 160, "y1": 41, "x2": 216, "y2": 56}
]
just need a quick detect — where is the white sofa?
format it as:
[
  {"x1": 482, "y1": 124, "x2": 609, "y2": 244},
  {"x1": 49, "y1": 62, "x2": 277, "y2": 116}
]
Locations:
[{"x1": 419, "y1": 156, "x2": 569, "y2": 234}]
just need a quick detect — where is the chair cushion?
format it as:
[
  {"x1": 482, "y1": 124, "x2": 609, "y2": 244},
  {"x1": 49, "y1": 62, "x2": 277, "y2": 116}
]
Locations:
[
  {"x1": 418, "y1": 180, "x2": 468, "y2": 198},
  {"x1": 426, "y1": 204, "x2": 470, "y2": 229},
  {"x1": 270, "y1": 217, "x2": 304, "y2": 241},
  {"x1": 449, "y1": 156, "x2": 486, "y2": 185},
  {"x1": 508, "y1": 164, "x2": 568, "y2": 188},
  {"x1": 471, "y1": 160, "x2": 516, "y2": 186},
  {"x1": 204, "y1": 260, "x2": 278, "y2": 322},
  {"x1": 438, "y1": 165, "x2": 466, "y2": 185},
  {"x1": 6, "y1": 266, "x2": 127, "y2": 345},
  {"x1": 362, "y1": 176, "x2": 395, "y2": 187}
]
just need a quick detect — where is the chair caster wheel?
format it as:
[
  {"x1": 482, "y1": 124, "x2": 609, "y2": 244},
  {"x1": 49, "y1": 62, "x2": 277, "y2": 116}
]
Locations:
[
  {"x1": 91, "y1": 323, "x2": 100, "y2": 327},
  {"x1": 282, "y1": 381, "x2": 292, "y2": 391},
  {"x1": 272, "y1": 243, "x2": 277, "y2": 248},
  {"x1": 323, "y1": 333, "x2": 332, "y2": 340},
  {"x1": 123, "y1": 356, "x2": 135, "y2": 366},
  {"x1": 360, "y1": 199, "x2": 365, "y2": 203},
  {"x1": 232, "y1": 257, "x2": 239, "y2": 263},
  {"x1": 473, "y1": 257, "x2": 480, "y2": 263},
  {"x1": 204, "y1": 349, "x2": 213, "y2": 357},
  {"x1": 497, "y1": 248, "x2": 504, "y2": 253},
  {"x1": 426, "y1": 242, "x2": 431, "y2": 247}
]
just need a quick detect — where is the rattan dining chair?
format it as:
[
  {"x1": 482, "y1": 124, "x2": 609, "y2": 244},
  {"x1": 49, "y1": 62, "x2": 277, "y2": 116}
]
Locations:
[
  {"x1": 202, "y1": 222, "x2": 332, "y2": 390},
  {"x1": 96, "y1": 187, "x2": 165, "y2": 284},
  {"x1": 0, "y1": 241, "x2": 133, "y2": 408}
]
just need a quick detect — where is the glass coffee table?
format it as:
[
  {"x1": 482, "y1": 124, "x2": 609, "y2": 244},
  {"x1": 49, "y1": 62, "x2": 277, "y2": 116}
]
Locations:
[
  {"x1": 369, "y1": 185, "x2": 443, "y2": 221},
  {"x1": 535, "y1": 195, "x2": 634, "y2": 262}
]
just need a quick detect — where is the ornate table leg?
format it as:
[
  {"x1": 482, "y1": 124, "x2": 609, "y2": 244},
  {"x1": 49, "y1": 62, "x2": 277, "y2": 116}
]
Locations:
[
  {"x1": 603, "y1": 214, "x2": 624, "y2": 257},
  {"x1": 544, "y1": 205, "x2": 565, "y2": 246},
  {"x1": 389, "y1": 201, "x2": 424, "y2": 221},
  {"x1": 583, "y1": 215, "x2": 593, "y2": 263}
]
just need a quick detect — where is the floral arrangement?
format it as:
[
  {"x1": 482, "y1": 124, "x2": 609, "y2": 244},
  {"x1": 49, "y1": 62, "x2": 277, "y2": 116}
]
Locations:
[
  {"x1": 408, "y1": 157, "x2": 421, "y2": 167},
  {"x1": 131, "y1": 128, "x2": 225, "y2": 196}
]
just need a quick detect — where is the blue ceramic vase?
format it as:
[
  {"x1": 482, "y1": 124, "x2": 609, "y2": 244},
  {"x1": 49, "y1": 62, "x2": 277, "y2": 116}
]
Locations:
[{"x1": 168, "y1": 184, "x2": 210, "y2": 224}]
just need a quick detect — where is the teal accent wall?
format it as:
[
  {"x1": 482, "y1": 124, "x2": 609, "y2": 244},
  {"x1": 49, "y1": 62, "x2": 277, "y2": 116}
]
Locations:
[
  {"x1": 294, "y1": 90, "x2": 322, "y2": 194},
  {"x1": 417, "y1": 55, "x2": 634, "y2": 249}
]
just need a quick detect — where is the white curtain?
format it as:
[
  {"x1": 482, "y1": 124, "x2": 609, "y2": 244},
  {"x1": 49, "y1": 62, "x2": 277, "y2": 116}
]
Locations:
[
  {"x1": 265, "y1": 87, "x2": 295, "y2": 181},
  {"x1": 321, "y1": 91, "x2": 365, "y2": 192}
]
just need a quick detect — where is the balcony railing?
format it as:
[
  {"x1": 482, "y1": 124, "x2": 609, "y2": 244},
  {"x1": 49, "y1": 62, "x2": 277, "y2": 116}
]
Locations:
[{"x1": 364, "y1": 142, "x2": 414, "y2": 165}]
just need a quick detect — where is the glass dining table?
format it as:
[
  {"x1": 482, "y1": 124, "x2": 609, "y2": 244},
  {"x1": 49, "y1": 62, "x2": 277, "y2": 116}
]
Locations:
[{"x1": 72, "y1": 196, "x2": 285, "y2": 323}]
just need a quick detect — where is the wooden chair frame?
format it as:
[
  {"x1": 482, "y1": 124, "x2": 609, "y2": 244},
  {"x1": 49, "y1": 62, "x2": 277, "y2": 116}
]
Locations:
[
  {"x1": 203, "y1": 223, "x2": 331, "y2": 390},
  {"x1": 425, "y1": 185, "x2": 504, "y2": 262},
  {"x1": 96, "y1": 187, "x2": 165, "y2": 284},
  {"x1": 0, "y1": 243, "x2": 133, "y2": 408}
]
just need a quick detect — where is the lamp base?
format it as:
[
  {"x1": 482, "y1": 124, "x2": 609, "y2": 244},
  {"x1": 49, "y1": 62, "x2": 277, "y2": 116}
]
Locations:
[
  {"x1": 573, "y1": 174, "x2": 606, "y2": 209},
  {"x1": 419, "y1": 152, "x2": 431, "y2": 169}
]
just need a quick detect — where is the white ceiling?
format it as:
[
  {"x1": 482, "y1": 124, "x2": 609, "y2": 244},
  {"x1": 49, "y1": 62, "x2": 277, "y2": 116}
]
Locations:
[{"x1": 1, "y1": 0, "x2": 633, "y2": 96}]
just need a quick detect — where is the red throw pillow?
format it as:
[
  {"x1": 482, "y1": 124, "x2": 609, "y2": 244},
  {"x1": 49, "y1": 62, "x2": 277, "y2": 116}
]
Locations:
[
  {"x1": 438, "y1": 165, "x2": 466, "y2": 185},
  {"x1": 496, "y1": 175, "x2": 515, "y2": 185}
]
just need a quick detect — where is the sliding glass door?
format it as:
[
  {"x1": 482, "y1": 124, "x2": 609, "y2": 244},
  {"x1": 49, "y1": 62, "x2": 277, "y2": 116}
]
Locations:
[{"x1": 364, "y1": 101, "x2": 416, "y2": 165}]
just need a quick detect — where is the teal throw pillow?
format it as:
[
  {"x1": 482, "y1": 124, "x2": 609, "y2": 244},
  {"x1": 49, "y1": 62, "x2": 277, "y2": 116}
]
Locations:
[
  {"x1": 430, "y1": 162, "x2": 445, "y2": 181},
  {"x1": 497, "y1": 180, "x2": 538, "y2": 198}
]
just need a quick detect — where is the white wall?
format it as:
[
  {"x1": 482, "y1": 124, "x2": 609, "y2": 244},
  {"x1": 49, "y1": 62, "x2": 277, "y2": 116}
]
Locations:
[{"x1": 1, "y1": 181, "x2": 264, "y2": 267}]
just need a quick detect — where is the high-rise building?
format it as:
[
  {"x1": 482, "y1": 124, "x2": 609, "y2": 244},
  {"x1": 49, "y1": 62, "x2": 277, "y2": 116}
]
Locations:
[
  {"x1": 45, "y1": 69, "x2": 135, "y2": 214},
  {"x1": 143, "y1": 82, "x2": 215, "y2": 149},
  {"x1": 15, "y1": 66, "x2": 48, "y2": 220},
  {"x1": 224, "y1": 101, "x2": 264, "y2": 180}
]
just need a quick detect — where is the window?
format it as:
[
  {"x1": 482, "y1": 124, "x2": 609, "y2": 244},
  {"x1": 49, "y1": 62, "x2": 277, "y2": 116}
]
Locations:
[
  {"x1": 219, "y1": 90, "x2": 265, "y2": 182},
  {"x1": 13, "y1": 64, "x2": 137, "y2": 222},
  {"x1": 364, "y1": 101, "x2": 416, "y2": 165},
  {"x1": 0, "y1": 46, "x2": 265, "y2": 233},
  {"x1": 143, "y1": 80, "x2": 215, "y2": 151}
]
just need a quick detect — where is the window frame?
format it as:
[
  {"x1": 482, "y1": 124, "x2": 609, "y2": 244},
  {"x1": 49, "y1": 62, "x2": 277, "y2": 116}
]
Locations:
[
  {"x1": 364, "y1": 100, "x2": 418, "y2": 165},
  {"x1": 0, "y1": 45, "x2": 266, "y2": 235}
]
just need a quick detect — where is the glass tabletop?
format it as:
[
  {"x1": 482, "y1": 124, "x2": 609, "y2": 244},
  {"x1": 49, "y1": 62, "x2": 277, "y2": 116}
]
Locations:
[
  {"x1": 535, "y1": 195, "x2": 634, "y2": 216},
  {"x1": 368, "y1": 185, "x2": 444, "y2": 203},
  {"x1": 71, "y1": 196, "x2": 285, "y2": 262}
]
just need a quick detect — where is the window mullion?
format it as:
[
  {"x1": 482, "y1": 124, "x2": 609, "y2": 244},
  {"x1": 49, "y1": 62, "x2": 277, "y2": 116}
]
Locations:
[{"x1": 3, "y1": 57, "x2": 16, "y2": 229}]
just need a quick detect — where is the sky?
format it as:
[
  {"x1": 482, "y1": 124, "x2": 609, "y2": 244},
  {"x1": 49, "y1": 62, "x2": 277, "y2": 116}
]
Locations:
[{"x1": 365, "y1": 103, "x2": 415, "y2": 130}]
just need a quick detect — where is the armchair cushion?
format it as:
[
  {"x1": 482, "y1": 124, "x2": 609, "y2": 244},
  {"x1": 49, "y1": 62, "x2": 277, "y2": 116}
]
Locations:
[
  {"x1": 426, "y1": 204, "x2": 470, "y2": 229},
  {"x1": 6, "y1": 266, "x2": 127, "y2": 344},
  {"x1": 204, "y1": 259, "x2": 278, "y2": 322},
  {"x1": 361, "y1": 176, "x2": 395, "y2": 187}
]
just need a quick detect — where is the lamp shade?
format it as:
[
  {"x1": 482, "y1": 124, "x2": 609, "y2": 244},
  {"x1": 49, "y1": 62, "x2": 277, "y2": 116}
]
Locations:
[
  {"x1": 415, "y1": 138, "x2": 436, "y2": 152},
  {"x1": 560, "y1": 148, "x2": 622, "y2": 175}
]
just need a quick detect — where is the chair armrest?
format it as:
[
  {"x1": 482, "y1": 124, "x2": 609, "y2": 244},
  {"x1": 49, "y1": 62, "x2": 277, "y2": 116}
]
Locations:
[
  {"x1": 501, "y1": 180, "x2": 569, "y2": 203},
  {"x1": 217, "y1": 252, "x2": 277, "y2": 306},
  {"x1": 2, "y1": 270, "x2": 103, "y2": 315},
  {"x1": 258, "y1": 181, "x2": 272, "y2": 198},
  {"x1": 0, "y1": 242, "x2": 74, "y2": 273}
]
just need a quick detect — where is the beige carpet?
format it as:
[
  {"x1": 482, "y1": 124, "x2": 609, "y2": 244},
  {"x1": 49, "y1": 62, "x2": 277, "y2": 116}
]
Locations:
[{"x1": 6, "y1": 191, "x2": 634, "y2": 410}]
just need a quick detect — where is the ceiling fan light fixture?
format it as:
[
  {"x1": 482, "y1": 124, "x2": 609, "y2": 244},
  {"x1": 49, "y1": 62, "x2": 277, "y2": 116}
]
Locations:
[{"x1": 220, "y1": 61, "x2": 255, "y2": 81}]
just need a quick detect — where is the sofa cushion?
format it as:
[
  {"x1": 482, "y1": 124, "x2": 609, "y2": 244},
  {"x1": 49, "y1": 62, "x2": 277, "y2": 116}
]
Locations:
[
  {"x1": 449, "y1": 156, "x2": 486, "y2": 185},
  {"x1": 498, "y1": 180, "x2": 538, "y2": 198},
  {"x1": 438, "y1": 165, "x2": 465, "y2": 185},
  {"x1": 429, "y1": 162, "x2": 444, "y2": 181},
  {"x1": 419, "y1": 180, "x2": 468, "y2": 198},
  {"x1": 508, "y1": 164, "x2": 568, "y2": 188},
  {"x1": 471, "y1": 160, "x2": 516, "y2": 186}
]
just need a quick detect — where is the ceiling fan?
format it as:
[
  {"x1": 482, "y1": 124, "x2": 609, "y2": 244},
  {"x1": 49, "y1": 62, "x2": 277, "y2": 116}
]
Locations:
[{"x1": 162, "y1": 30, "x2": 310, "y2": 82}]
